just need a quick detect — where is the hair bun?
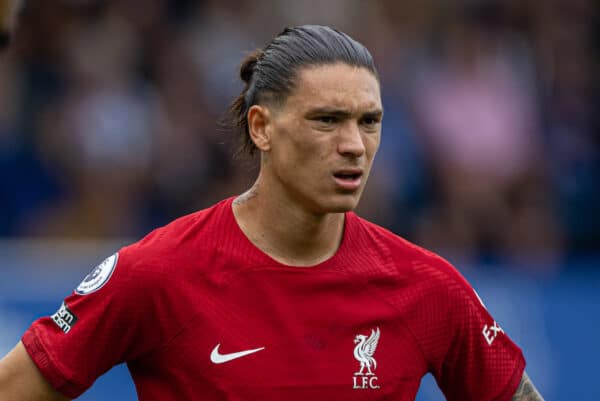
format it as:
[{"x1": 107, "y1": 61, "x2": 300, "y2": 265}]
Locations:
[{"x1": 239, "y1": 49, "x2": 263, "y2": 84}]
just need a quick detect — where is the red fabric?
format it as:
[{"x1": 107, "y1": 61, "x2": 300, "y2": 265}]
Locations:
[{"x1": 23, "y1": 197, "x2": 524, "y2": 400}]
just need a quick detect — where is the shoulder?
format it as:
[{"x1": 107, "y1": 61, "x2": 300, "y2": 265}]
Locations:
[
  {"x1": 350, "y1": 214, "x2": 478, "y2": 300},
  {"x1": 117, "y1": 197, "x2": 234, "y2": 278},
  {"x1": 350, "y1": 213, "x2": 445, "y2": 268},
  {"x1": 67, "y1": 198, "x2": 235, "y2": 321},
  {"x1": 133, "y1": 197, "x2": 231, "y2": 249}
]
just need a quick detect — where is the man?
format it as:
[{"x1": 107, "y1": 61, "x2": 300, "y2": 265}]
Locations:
[{"x1": 0, "y1": 25, "x2": 544, "y2": 401}]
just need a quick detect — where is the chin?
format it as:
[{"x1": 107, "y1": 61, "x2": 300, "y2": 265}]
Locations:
[
  {"x1": 318, "y1": 194, "x2": 361, "y2": 214},
  {"x1": 328, "y1": 205, "x2": 355, "y2": 214}
]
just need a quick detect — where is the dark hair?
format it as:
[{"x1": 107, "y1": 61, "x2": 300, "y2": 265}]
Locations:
[{"x1": 227, "y1": 25, "x2": 379, "y2": 156}]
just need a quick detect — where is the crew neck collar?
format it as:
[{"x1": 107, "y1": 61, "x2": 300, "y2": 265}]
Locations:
[{"x1": 224, "y1": 196, "x2": 354, "y2": 270}]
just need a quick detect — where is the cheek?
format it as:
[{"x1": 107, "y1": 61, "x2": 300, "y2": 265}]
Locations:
[
  {"x1": 364, "y1": 133, "x2": 381, "y2": 160},
  {"x1": 277, "y1": 123, "x2": 328, "y2": 164},
  {"x1": 270, "y1": 128, "x2": 313, "y2": 180}
]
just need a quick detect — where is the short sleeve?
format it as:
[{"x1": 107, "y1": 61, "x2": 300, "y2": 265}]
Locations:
[
  {"x1": 416, "y1": 258, "x2": 525, "y2": 401},
  {"x1": 21, "y1": 244, "x2": 167, "y2": 398}
]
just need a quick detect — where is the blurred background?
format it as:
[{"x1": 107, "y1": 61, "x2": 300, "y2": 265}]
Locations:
[{"x1": 0, "y1": 0, "x2": 598, "y2": 400}]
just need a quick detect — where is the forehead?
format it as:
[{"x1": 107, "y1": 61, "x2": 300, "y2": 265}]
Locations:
[{"x1": 284, "y1": 63, "x2": 382, "y2": 112}]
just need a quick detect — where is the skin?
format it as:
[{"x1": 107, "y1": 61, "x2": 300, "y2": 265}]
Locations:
[
  {"x1": 0, "y1": 342, "x2": 69, "y2": 401},
  {"x1": 0, "y1": 62, "x2": 544, "y2": 400},
  {"x1": 233, "y1": 63, "x2": 383, "y2": 266},
  {"x1": 511, "y1": 372, "x2": 546, "y2": 401}
]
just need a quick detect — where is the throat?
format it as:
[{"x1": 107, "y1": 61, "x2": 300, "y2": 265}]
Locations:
[{"x1": 232, "y1": 196, "x2": 345, "y2": 267}]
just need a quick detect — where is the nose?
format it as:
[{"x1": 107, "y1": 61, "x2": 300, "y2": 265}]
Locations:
[{"x1": 337, "y1": 122, "x2": 365, "y2": 158}]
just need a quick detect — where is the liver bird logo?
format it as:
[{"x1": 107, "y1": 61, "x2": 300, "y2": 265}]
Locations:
[{"x1": 353, "y1": 327, "x2": 380, "y2": 376}]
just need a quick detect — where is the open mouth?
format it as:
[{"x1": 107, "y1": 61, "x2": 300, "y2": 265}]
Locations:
[
  {"x1": 332, "y1": 170, "x2": 363, "y2": 190},
  {"x1": 333, "y1": 172, "x2": 362, "y2": 181}
]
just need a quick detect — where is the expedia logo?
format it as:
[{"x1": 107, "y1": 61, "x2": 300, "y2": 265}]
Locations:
[{"x1": 51, "y1": 302, "x2": 78, "y2": 334}]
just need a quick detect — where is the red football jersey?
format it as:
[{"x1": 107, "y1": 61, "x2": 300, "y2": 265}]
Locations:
[{"x1": 23, "y1": 197, "x2": 525, "y2": 401}]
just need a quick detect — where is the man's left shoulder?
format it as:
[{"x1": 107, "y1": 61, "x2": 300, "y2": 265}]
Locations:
[
  {"x1": 351, "y1": 214, "x2": 444, "y2": 263},
  {"x1": 351, "y1": 214, "x2": 469, "y2": 286}
]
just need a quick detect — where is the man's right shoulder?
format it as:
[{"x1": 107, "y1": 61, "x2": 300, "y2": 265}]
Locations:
[{"x1": 119, "y1": 197, "x2": 234, "y2": 273}]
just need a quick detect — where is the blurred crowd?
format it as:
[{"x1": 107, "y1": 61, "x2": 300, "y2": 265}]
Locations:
[{"x1": 0, "y1": 0, "x2": 598, "y2": 266}]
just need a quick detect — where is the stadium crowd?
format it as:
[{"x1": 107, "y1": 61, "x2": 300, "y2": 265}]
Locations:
[{"x1": 0, "y1": 0, "x2": 598, "y2": 266}]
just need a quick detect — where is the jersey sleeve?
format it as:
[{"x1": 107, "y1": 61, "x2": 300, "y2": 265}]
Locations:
[
  {"x1": 21, "y1": 242, "x2": 169, "y2": 399},
  {"x1": 415, "y1": 257, "x2": 525, "y2": 401}
]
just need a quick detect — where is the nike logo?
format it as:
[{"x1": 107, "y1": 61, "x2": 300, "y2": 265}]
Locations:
[{"x1": 210, "y1": 344, "x2": 265, "y2": 364}]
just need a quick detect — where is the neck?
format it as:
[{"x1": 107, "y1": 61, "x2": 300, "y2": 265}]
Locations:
[{"x1": 232, "y1": 180, "x2": 345, "y2": 267}]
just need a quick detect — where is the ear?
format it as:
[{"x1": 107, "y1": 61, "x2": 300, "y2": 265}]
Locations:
[{"x1": 247, "y1": 105, "x2": 272, "y2": 152}]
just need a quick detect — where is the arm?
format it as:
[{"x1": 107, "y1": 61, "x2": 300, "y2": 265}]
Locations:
[
  {"x1": 0, "y1": 341, "x2": 70, "y2": 401},
  {"x1": 512, "y1": 372, "x2": 545, "y2": 401}
]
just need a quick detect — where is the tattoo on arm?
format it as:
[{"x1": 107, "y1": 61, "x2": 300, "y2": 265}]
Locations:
[{"x1": 511, "y1": 372, "x2": 545, "y2": 401}]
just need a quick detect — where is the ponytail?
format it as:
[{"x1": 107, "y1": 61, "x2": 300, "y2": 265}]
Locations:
[{"x1": 226, "y1": 49, "x2": 264, "y2": 156}]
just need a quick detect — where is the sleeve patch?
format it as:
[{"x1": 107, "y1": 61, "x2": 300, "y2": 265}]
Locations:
[
  {"x1": 75, "y1": 253, "x2": 119, "y2": 295},
  {"x1": 51, "y1": 302, "x2": 78, "y2": 333}
]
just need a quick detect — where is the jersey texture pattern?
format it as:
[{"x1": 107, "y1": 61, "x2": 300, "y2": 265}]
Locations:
[{"x1": 22, "y1": 197, "x2": 525, "y2": 401}]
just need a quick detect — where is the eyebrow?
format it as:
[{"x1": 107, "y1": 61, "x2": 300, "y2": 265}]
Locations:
[{"x1": 304, "y1": 107, "x2": 384, "y2": 119}]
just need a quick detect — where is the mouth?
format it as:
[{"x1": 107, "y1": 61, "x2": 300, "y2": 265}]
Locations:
[{"x1": 332, "y1": 169, "x2": 363, "y2": 191}]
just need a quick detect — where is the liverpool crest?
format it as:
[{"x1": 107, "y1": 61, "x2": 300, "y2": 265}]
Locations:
[{"x1": 352, "y1": 327, "x2": 380, "y2": 389}]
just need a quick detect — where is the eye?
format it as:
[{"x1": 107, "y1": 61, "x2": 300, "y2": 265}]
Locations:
[
  {"x1": 316, "y1": 115, "x2": 338, "y2": 124},
  {"x1": 360, "y1": 115, "x2": 381, "y2": 130},
  {"x1": 361, "y1": 116, "x2": 380, "y2": 125},
  {"x1": 309, "y1": 115, "x2": 340, "y2": 131}
]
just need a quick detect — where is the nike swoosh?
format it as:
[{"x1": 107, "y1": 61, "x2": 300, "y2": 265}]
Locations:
[{"x1": 210, "y1": 344, "x2": 265, "y2": 364}]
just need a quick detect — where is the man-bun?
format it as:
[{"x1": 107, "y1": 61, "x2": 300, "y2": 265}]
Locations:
[
  {"x1": 239, "y1": 49, "x2": 263, "y2": 85},
  {"x1": 224, "y1": 49, "x2": 264, "y2": 158}
]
